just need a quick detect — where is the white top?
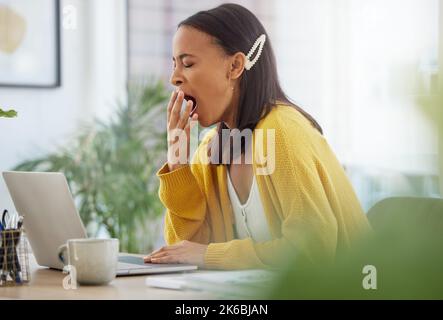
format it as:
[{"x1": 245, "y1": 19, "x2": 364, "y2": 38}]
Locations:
[{"x1": 226, "y1": 172, "x2": 272, "y2": 242}]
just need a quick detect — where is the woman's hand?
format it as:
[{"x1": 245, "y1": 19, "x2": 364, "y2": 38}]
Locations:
[
  {"x1": 167, "y1": 89, "x2": 198, "y2": 172},
  {"x1": 144, "y1": 240, "x2": 208, "y2": 267}
]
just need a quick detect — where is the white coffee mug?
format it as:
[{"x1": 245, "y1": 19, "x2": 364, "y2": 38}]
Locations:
[{"x1": 58, "y1": 238, "x2": 119, "y2": 285}]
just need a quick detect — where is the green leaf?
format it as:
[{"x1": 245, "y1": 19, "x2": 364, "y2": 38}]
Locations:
[{"x1": 0, "y1": 108, "x2": 18, "y2": 118}]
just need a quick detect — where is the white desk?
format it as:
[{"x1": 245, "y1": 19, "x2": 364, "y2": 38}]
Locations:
[{"x1": 0, "y1": 254, "x2": 217, "y2": 300}]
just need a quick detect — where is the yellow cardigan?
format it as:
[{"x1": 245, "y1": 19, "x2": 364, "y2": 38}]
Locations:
[{"x1": 157, "y1": 104, "x2": 371, "y2": 270}]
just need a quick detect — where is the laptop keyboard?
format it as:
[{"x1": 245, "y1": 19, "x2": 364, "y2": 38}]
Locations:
[
  {"x1": 118, "y1": 255, "x2": 195, "y2": 269},
  {"x1": 118, "y1": 255, "x2": 155, "y2": 269},
  {"x1": 118, "y1": 255, "x2": 146, "y2": 266}
]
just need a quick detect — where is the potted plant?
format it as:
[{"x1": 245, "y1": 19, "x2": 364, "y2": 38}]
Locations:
[{"x1": 13, "y1": 81, "x2": 169, "y2": 253}]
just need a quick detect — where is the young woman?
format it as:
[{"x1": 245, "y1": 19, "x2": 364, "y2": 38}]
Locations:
[{"x1": 144, "y1": 4, "x2": 371, "y2": 270}]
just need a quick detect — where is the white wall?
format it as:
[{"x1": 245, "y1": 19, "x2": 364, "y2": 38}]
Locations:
[{"x1": 0, "y1": 0, "x2": 127, "y2": 212}]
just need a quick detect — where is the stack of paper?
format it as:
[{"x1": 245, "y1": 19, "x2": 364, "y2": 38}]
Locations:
[{"x1": 145, "y1": 270, "x2": 277, "y2": 298}]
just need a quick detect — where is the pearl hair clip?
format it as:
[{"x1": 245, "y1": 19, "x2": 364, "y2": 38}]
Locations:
[{"x1": 244, "y1": 34, "x2": 266, "y2": 70}]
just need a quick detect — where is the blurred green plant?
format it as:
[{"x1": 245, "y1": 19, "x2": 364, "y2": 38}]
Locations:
[
  {"x1": 13, "y1": 80, "x2": 169, "y2": 253},
  {"x1": 0, "y1": 108, "x2": 17, "y2": 118},
  {"x1": 270, "y1": 198, "x2": 443, "y2": 299}
]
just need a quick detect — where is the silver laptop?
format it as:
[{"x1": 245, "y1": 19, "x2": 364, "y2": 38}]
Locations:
[{"x1": 2, "y1": 171, "x2": 198, "y2": 275}]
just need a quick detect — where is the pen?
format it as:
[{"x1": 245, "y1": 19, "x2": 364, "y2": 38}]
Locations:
[
  {"x1": 1, "y1": 210, "x2": 7, "y2": 230},
  {"x1": 10, "y1": 214, "x2": 16, "y2": 229},
  {"x1": 15, "y1": 271, "x2": 22, "y2": 284},
  {"x1": 17, "y1": 216, "x2": 24, "y2": 230}
]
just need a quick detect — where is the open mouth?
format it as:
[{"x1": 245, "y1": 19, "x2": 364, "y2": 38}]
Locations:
[{"x1": 184, "y1": 95, "x2": 198, "y2": 117}]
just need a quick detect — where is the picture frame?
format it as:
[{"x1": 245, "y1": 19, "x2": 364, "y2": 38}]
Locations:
[{"x1": 0, "y1": 0, "x2": 61, "y2": 88}]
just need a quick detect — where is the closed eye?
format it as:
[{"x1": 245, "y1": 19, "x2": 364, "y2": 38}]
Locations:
[{"x1": 172, "y1": 63, "x2": 193, "y2": 69}]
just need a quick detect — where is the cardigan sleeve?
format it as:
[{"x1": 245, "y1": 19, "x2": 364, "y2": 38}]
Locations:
[
  {"x1": 204, "y1": 114, "x2": 340, "y2": 270},
  {"x1": 157, "y1": 162, "x2": 210, "y2": 244},
  {"x1": 157, "y1": 128, "x2": 218, "y2": 245}
]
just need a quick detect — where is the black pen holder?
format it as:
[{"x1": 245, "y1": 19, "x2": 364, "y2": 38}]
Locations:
[{"x1": 0, "y1": 229, "x2": 30, "y2": 286}]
